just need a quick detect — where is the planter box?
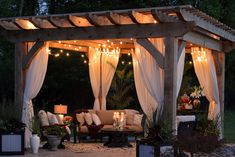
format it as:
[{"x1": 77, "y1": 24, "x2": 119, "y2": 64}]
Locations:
[
  {"x1": 0, "y1": 130, "x2": 24, "y2": 155},
  {"x1": 136, "y1": 139, "x2": 160, "y2": 157}
]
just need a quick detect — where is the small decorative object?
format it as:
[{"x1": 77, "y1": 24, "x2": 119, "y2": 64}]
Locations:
[
  {"x1": 30, "y1": 134, "x2": 40, "y2": 154},
  {"x1": 180, "y1": 94, "x2": 192, "y2": 110},
  {"x1": 113, "y1": 112, "x2": 125, "y2": 130},
  {"x1": 44, "y1": 125, "x2": 66, "y2": 151},
  {"x1": 30, "y1": 117, "x2": 41, "y2": 154},
  {"x1": 190, "y1": 86, "x2": 205, "y2": 109}
]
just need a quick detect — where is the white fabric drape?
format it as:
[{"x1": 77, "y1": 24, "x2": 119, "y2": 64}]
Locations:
[
  {"x1": 22, "y1": 42, "x2": 49, "y2": 148},
  {"x1": 191, "y1": 47, "x2": 220, "y2": 120},
  {"x1": 133, "y1": 38, "x2": 165, "y2": 119},
  {"x1": 101, "y1": 52, "x2": 119, "y2": 110},
  {"x1": 88, "y1": 48, "x2": 101, "y2": 110},
  {"x1": 176, "y1": 48, "x2": 186, "y2": 97}
]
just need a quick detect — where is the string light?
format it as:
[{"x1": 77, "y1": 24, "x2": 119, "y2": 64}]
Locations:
[
  {"x1": 79, "y1": 46, "x2": 82, "y2": 49},
  {"x1": 107, "y1": 40, "x2": 110, "y2": 42},
  {"x1": 66, "y1": 53, "x2": 70, "y2": 56},
  {"x1": 84, "y1": 60, "x2": 87, "y2": 64},
  {"x1": 73, "y1": 40, "x2": 76, "y2": 43},
  {"x1": 128, "y1": 62, "x2": 131, "y2": 65},
  {"x1": 58, "y1": 41, "x2": 61, "y2": 43},
  {"x1": 128, "y1": 52, "x2": 131, "y2": 56},
  {"x1": 154, "y1": 20, "x2": 157, "y2": 23},
  {"x1": 189, "y1": 61, "x2": 192, "y2": 64},
  {"x1": 60, "y1": 49, "x2": 63, "y2": 53},
  {"x1": 119, "y1": 41, "x2": 123, "y2": 44},
  {"x1": 68, "y1": 45, "x2": 71, "y2": 47},
  {"x1": 81, "y1": 54, "x2": 85, "y2": 58},
  {"x1": 121, "y1": 61, "x2": 125, "y2": 65},
  {"x1": 55, "y1": 53, "x2": 60, "y2": 57}
]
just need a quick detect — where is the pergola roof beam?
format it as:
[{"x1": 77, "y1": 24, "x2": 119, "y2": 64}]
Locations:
[{"x1": 3, "y1": 22, "x2": 195, "y2": 42}]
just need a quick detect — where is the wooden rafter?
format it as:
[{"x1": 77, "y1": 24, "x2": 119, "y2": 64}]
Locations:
[
  {"x1": 182, "y1": 32, "x2": 223, "y2": 52},
  {"x1": 23, "y1": 41, "x2": 45, "y2": 70},
  {"x1": 4, "y1": 22, "x2": 195, "y2": 42},
  {"x1": 136, "y1": 38, "x2": 164, "y2": 69}
]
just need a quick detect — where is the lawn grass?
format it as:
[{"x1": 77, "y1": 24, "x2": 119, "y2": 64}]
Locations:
[{"x1": 224, "y1": 110, "x2": 235, "y2": 143}]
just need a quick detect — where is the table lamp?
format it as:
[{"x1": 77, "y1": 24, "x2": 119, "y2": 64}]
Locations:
[{"x1": 54, "y1": 104, "x2": 67, "y2": 120}]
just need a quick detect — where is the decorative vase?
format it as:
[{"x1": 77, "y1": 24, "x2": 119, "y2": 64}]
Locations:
[
  {"x1": 47, "y1": 135, "x2": 61, "y2": 151},
  {"x1": 193, "y1": 99, "x2": 200, "y2": 109},
  {"x1": 30, "y1": 134, "x2": 40, "y2": 154}
]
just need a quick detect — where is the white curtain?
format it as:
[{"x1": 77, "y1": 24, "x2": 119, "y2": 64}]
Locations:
[
  {"x1": 191, "y1": 47, "x2": 220, "y2": 120},
  {"x1": 176, "y1": 48, "x2": 186, "y2": 97},
  {"x1": 101, "y1": 51, "x2": 119, "y2": 110},
  {"x1": 133, "y1": 38, "x2": 165, "y2": 119},
  {"x1": 88, "y1": 48, "x2": 101, "y2": 110},
  {"x1": 191, "y1": 47, "x2": 221, "y2": 137},
  {"x1": 22, "y1": 42, "x2": 49, "y2": 148}
]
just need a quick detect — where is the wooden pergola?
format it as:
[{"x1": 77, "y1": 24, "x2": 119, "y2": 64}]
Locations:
[{"x1": 0, "y1": 5, "x2": 235, "y2": 135}]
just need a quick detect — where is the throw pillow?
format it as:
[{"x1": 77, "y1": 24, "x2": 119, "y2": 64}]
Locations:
[
  {"x1": 133, "y1": 114, "x2": 143, "y2": 126},
  {"x1": 125, "y1": 109, "x2": 139, "y2": 125},
  {"x1": 56, "y1": 115, "x2": 64, "y2": 125},
  {"x1": 91, "y1": 113, "x2": 101, "y2": 126},
  {"x1": 47, "y1": 111, "x2": 59, "y2": 125},
  {"x1": 84, "y1": 113, "x2": 93, "y2": 125},
  {"x1": 76, "y1": 112, "x2": 85, "y2": 126},
  {"x1": 38, "y1": 110, "x2": 49, "y2": 126}
]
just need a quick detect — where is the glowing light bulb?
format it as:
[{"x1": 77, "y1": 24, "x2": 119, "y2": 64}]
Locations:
[
  {"x1": 66, "y1": 53, "x2": 70, "y2": 56},
  {"x1": 81, "y1": 54, "x2": 85, "y2": 58},
  {"x1": 84, "y1": 60, "x2": 87, "y2": 64}
]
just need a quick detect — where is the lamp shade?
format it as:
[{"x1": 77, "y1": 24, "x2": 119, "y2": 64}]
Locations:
[{"x1": 54, "y1": 104, "x2": 67, "y2": 114}]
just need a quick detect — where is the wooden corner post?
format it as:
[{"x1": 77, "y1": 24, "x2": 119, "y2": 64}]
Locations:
[
  {"x1": 15, "y1": 42, "x2": 27, "y2": 121},
  {"x1": 163, "y1": 36, "x2": 178, "y2": 132}
]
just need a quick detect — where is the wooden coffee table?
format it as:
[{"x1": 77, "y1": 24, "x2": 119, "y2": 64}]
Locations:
[{"x1": 101, "y1": 128, "x2": 135, "y2": 147}]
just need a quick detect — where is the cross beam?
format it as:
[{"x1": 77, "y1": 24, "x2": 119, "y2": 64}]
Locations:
[{"x1": 2, "y1": 22, "x2": 195, "y2": 42}]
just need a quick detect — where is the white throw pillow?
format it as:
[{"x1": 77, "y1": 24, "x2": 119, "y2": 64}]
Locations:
[
  {"x1": 47, "y1": 111, "x2": 59, "y2": 125},
  {"x1": 38, "y1": 110, "x2": 49, "y2": 126},
  {"x1": 56, "y1": 115, "x2": 64, "y2": 125},
  {"x1": 84, "y1": 113, "x2": 93, "y2": 125},
  {"x1": 91, "y1": 113, "x2": 101, "y2": 126},
  {"x1": 125, "y1": 109, "x2": 139, "y2": 125},
  {"x1": 76, "y1": 112, "x2": 85, "y2": 126},
  {"x1": 133, "y1": 114, "x2": 143, "y2": 126}
]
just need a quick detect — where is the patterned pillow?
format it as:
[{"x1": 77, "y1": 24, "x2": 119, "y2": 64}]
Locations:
[
  {"x1": 84, "y1": 113, "x2": 93, "y2": 125},
  {"x1": 91, "y1": 113, "x2": 101, "y2": 126},
  {"x1": 76, "y1": 112, "x2": 85, "y2": 126},
  {"x1": 38, "y1": 110, "x2": 49, "y2": 126},
  {"x1": 47, "y1": 111, "x2": 59, "y2": 125}
]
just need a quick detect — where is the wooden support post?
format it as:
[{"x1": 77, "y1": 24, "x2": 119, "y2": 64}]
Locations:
[
  {"x1": 15, "y1": 42, "x2": 27, "y2": 120},
  {"x1": 217, "y1": 52, "x2": 225, "y2": 138},
  {"x1": 163, "y1": 37, "x2": 178, "y2": 132}
]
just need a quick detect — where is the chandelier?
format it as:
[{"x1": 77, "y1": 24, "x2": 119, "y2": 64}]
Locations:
[{"x1": 191, "y1": 47, "x2": 207, "y2": 62}]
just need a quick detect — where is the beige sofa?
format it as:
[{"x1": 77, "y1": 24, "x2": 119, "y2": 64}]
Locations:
[{"x1": 73, "y1": 109, "x2": 143, "y2": 143}]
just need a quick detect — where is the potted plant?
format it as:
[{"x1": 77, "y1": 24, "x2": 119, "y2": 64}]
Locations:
[
  {"x1": 194, "y1": 113, "x2": 220, "y2": 152},
  {"x1": 44, "y1": 125, "x2": 66, "y2": 151},
  {"x1": 137, "y1": 109, "x2": 173, "y2": 157},
  {"x1": 30, "y1": 116, "x2": 41, "y2": 154}
]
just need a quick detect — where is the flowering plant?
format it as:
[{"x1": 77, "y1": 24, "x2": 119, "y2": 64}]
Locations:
[
  {"x1": 63, "y1": 116, "x2": 73, "y2": 125},
  {"x1": 190, "y1": 86, "x2": 205, "y2": 99},
  {"x1": 178, "y1": 86, "x2": 205, "y2": 110}
]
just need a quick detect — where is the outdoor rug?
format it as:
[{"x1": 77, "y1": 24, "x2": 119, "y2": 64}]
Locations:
[
  {"x1": 65, "y1": 142, "x2": 235, "y2": 157},
  {"x1": 64, "y1": 142, "x2": 136, "y2": 153}
]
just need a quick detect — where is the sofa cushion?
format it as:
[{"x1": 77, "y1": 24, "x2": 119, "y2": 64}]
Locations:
[
  {"x1": 84, "y1": 113, "x2": 93, "y2": 125},
  {"x1": 133, "y1": 114, "x2": 143, "y2": 126},
  {"x1": 127, "y1": 125, "x2": 143, "y2": 133},
  {"x1": 56, "y1": 115, "x2": 64, "y2": 125},
  {"x1": 38, "y1": 110, "x2": 49, "y2": 126},
  {"x1": 76, "y1": 112, "x2": 85, "y2": 126},
  {"x1": 96, "y1": 110, "x2": 115, "y2": 125},
  {"x1": 47, "y1": 111, "x2": 59, "y2": 125},
  {"x1": 125, "y1": 109, "x2": 139, "y2": 125},
  {"x1": 92, "y1": 113, "x2": 101, "y2": 125},
  {"x1": 102, "y1": 125, "x2": 114, "y2": 130},
  {"x1": 80, "y1": 126, "x2": 88, "y2": 133}
]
